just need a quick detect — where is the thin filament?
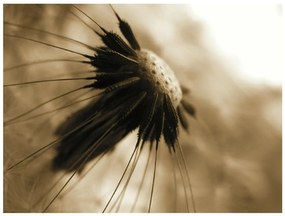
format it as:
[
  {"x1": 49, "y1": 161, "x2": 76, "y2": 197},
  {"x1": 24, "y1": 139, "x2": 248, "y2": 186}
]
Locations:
[{"x1": 148, "y1": 141, "x2": 159, "y2": 213}]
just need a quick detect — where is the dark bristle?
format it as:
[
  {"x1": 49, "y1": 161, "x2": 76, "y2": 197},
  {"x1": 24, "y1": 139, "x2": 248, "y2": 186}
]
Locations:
[
  {"x1": 104, "y1": 77, "x2": 141, "y2": 93},
  {"x1": 153, "y1": 103, "x2": 165, "y2": 143},
  {"x1": 177, "y1": 105, "x2": 189, "y2": 131},
  {"x1": 181, "y1": 85, "x2": 190, "y2": 95},
  {"x1": 110, "y1": 5, "x2": 141, "y2": 50},
  {"x1": 101, "y1": 31, "x2": 137, "y2": 57},
  {"x1": 163, "y1": 95, "x2": 179, "y2": 149},
  {"x1": 181, "y1": 99, "x2": 196, "y2": 118},
  {"x1": 146, "y1": 100, "x2": 164, "y2": 143},
  {"x1": 91, "y1": 48, "x2": 137, "y2": 72},
  {"x1": 138, "y1": 93, "x2": 159, "y2": 140}
]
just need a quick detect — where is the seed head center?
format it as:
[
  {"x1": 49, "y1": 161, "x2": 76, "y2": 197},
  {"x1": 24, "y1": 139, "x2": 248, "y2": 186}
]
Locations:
[{"x1": 137, "y1": 49, "x2": 182, "y2": 107}]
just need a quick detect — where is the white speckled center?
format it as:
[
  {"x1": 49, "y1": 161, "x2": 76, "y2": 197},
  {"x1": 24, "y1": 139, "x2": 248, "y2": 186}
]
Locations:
[{"x1": 137, "y1": 49, "x2": 182, "y2": 107}]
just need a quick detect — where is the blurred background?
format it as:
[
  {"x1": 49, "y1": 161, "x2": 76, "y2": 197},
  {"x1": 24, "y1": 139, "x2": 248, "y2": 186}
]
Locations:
[{"x1": 4, "y1": 3, "x2": 282, "y2": 213}]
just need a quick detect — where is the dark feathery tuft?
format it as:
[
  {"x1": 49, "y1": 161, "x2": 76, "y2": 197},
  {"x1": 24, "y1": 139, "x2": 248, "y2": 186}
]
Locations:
[{"x1": 53, "y1": 6, "x2": 195, "y2": 172}]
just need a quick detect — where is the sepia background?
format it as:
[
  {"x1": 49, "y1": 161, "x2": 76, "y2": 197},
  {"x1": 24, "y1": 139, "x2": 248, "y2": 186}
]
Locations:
[{"x1": 4, "y1": 3, "x2": 282, "y2": 213}]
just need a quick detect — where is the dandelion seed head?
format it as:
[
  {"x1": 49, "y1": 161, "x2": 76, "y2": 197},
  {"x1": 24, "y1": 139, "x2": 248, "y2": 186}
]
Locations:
[{"x1": 138, "y1": 49, "x2": 182, "y2": 107}]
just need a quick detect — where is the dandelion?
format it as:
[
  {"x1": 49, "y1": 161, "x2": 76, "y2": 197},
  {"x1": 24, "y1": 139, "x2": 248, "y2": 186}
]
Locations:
[{"x1": 4, "y1": 5, "x2": 196, "y2": 213}]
